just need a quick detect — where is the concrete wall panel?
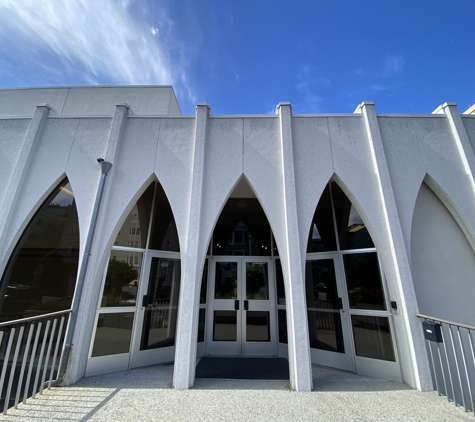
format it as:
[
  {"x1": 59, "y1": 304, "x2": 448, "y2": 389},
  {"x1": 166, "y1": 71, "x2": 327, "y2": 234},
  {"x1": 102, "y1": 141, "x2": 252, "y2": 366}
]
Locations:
[
  {"x1": 292, "y1": 117, "x2": 333, "y2": 252},
  {"x1": 378, "y1": 117, "x2": 426, "y2": 256},
  {"x1": 0, "y1": 119, "x2": 31, "y2": 204}
]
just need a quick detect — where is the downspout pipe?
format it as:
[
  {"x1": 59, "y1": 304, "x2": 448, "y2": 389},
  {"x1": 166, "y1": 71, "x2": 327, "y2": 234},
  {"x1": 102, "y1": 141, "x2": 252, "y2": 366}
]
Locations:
[{"x1": 56, "y1": 160, "x2": 113, "y2": 382}]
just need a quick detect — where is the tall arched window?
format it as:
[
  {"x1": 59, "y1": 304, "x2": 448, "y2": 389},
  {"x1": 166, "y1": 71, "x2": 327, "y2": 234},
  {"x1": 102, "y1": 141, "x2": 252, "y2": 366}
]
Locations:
[
  {"x1": 0, "y1": 178, "x2": 79, "y2": 322},
  {"x1": 304, "y1": 182, "x2": 398, "y2": 378}
]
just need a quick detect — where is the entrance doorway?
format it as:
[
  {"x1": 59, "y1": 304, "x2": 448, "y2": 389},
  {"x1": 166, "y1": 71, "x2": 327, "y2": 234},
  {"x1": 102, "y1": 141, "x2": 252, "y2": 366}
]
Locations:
[
  {"x1": 130, "y1": 251, "x2": 181, "y2": 368},
  {"x1": 305, "y1": 253, "x2": 353, "y2": 371},
  {"x1": 206, "y1": 256, "x2": 277, "y2": 356}
]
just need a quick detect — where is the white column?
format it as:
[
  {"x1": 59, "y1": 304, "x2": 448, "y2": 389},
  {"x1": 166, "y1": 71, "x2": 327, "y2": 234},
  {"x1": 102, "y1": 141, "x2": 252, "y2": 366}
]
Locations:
[
  {"x1": 356, "y1": 101, "x2": 432, "y2": 390},
  {"x1": 64, "y1": 103, "x2": 130, "y2": 385},
  {"x1": 277, "y1": 103, "x2": 313, "y2": 392},
  {"x1": 173, "y1": 104, "x2": 209, "y2": 389},
  {"x1": 0, "y1": 104, "x2": 53, "y2": 290}
]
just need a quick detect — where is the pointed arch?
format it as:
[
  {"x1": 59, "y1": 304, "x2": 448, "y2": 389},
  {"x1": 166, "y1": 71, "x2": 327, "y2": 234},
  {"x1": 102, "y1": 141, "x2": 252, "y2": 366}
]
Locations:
[
  {"x1": 422, "y1": 174, "x2": 475, "y2": 253},
  {"x1": 208, "y1": 175, "x2": 273, "y2": 257},
  {"x1": 0, "y1": 176, "x2": 79, "y2": 321},
  {"x1": 411, "y1": 179, "x2": 475, "y2": 325},
  {"x1": 304, "y1": 174, "x2": 383, "y2": 254}
]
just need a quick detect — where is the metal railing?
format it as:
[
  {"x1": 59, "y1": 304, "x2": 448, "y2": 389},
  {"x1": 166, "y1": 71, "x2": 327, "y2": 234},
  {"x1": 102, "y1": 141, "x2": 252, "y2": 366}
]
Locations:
[
  {"x1": 0, "y1": 309, "x2": 71, "y2": 415},
  {"x1": 417, "y1": 313, "x2": 475, "y2": 416}
]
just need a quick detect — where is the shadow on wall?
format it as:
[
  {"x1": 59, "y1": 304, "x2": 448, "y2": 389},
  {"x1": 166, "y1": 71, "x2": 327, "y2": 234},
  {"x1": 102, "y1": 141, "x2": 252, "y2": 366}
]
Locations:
[{"x1": 411, "y1": 182, "x2": 475, "y2": 326}]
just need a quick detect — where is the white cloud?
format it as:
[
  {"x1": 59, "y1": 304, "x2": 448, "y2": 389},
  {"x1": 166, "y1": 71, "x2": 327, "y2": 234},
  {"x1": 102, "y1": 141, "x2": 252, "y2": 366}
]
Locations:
[
  {"x1": 295, "y1": 65, "x2": 328, "y2": 112},
  {"x1": 383, "y1": 54, "x2": 405, "y2": 77},
  {"x1": 0, "y1": 0, "x2": 196, "y2": 107}
]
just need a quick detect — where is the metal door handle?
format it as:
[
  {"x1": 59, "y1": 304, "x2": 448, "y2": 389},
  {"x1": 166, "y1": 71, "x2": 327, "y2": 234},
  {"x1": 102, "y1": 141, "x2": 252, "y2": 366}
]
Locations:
[
  {"x1": 335, "y1": 297, "x2": 343, "y2": 310},
  {"x1": 244, "y1": 300, "x2": 249, "y2": 310},
  {"x1": 235, "y1": 300, "x2": 239, "y2": 310}
]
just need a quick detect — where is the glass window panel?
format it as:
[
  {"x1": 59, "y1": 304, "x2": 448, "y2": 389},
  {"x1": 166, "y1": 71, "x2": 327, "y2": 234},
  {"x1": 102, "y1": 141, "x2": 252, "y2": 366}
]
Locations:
[
  {"x1": 140, "y1": 258, "x2": 181, "y2": 350},
  {"x1": 246, "y1": 311, "x2": 270, "y2": 342},
  {"x1": 113, "y1": 183, "x2": 154, "y2": 249},
  {"x1": 91, "y1": 312, "x2": 134, "y2": 357},
  {"x1": 351, "y1": 315, "x2": 395, "y2": 361},
  {"x1": 212, "y1": 199, "x2": 271, "y2": 256},
  {"x1": 149, "y1": 183, "x2": 180, "y2": 252},
  {"x1": 331, "y1": 182, "x2": 374, "y2": 250},
  {"x1": 200, "y1": 259, "x2": 208, "y2": 304},
  {"x1": 213, "y1": 311, "x2": 237, "y2": 341},
  {"x1": 101, "y1": 253, "x2": 143, "y2": 307},
  {"x1": 275, "y1": 259, "x2": 286, "y2": 305},
  {"x1": 308, "y1": 310, "x2": 345, "y2": 353},
  {"x1": 246, "y1": 262, "x2": 268, "y2": 300},
  {"x1": 214, "y1": 262, "x2": 237, "y2": 299},
  {"x1": 197, "y1": 309, "x2": 206, "y2": 342},
  {"x1": 343, "y1": 252, "x2": 386, "y2": 311},
  {"x1": 278, "y1": 309, "x2": 288, "y2": 344},
  {"x1": 305, "y1": 260, "x2": 339, "y2": 310},
  {"x1": 307, "y1": 184, "x2": 337, "y2": 252},
  {"x1": 0, "y1": 179, "x2": 79, "y2": 322}
]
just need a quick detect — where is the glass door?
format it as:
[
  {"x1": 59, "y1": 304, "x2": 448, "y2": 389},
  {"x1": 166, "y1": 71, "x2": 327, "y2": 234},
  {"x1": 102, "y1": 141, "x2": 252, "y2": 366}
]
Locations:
[
  {"x1": 206, "y1": 257, "x2": 277, "y2": 356},
  {"x1": 306, "y1": 253, "x2": 353, "y2": 371},
  {"x1": 130, "y1": 250, "x2": 181, "y2": 368}
]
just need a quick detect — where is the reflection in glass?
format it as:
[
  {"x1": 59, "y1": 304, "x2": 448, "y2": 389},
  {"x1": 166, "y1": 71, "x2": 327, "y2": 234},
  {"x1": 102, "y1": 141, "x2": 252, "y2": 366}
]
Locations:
[
  {"x1": 331, "y1": 183, "x2": 374, "y2": 250},
  {"x1": 198, "y1": 309, "x2": 206, "y2": 342},
  {"x1": 246, "y1": 262, "x2": 268, "y2": 300},
  {"x1": 213, "y1": 311, "x2": 237, "y2": 341},
  {"x1": 91, "y1": 312, "x2": 134, "y2": 357},
  {"x1": 246, "y1": 311, "x2": 270, "y2": 342},
  {"x1": 343, "y1": 253, "x2": 386, "y2": 311},
  {"x1": 306, "y1": 259, "x2": 345, "y2": 353},
  {"x1": 102, "y1": 253, "x2": 142, "y2": 307},
  {"x1": 278, "y1": 309, "x2": 288, "y2": 344},
  {"x1": 140, "y1": 258, "x2": 181, "y2": 350},
  {"x1": 307, "y1": 185, "x2": 337, "y2": 252},
  {"x1": 212, "y1": 199, "x2": 271, "y2": 256},
  {"x1": 0, "y1": 179, "x2": 79, "y2": 322},
  {"x1": 351, "y1": 315, "x2": 395, "y2": 361},
  {"x1": 113, "y1": 183, "x2": 154, "y2": 249},
  {"x1": 305, "y1": 260, "x2": 339, "y2": 310},
  {"x1": 275, "y1": 260, "x2": 286, "y2": 305},
  {"x1": 308, "y1": 310, "x2": 345, "y2": 353},
  {"x1": 214, "y1": 262, "x2": 237, "y2": 299},
  {"x1": 149, "y1": 183, "x2": 180, "y2": 251},
  {"x1": 200, "y1": 259, "x2": 208, "y2": 304}
]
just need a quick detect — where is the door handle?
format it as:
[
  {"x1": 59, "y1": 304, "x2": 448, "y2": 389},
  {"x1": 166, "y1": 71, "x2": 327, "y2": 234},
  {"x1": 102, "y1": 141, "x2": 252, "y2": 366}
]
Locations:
[
  {"x1": 235, "y1": 300, "x2": 239, "y2": 310},
  {"x1": 142, "y1": 295, "x2": 149, "y2": 307},
  {"x1": 335, "y1": 297, "x2": 343, "y2": 310},
  {"x1": 244, "y1": 300, "x2": 249, "y2": 311}
]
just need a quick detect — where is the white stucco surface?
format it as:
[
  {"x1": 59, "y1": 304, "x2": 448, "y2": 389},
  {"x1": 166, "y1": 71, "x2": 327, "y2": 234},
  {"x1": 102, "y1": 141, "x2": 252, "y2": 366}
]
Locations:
[{"x1": 1, "y1": 86, "x2": 475, "y2": 394}]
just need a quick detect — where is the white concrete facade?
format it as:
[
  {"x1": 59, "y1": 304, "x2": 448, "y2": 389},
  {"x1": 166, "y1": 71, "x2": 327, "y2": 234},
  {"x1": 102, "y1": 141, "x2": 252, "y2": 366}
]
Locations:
[{"x1": 1, "y1": 86, "x2": 475, "y2": 392}]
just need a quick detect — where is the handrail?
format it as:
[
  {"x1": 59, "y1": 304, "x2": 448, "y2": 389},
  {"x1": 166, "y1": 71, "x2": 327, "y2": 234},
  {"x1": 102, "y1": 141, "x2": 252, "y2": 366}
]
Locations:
[
  {"x1": 0, "y1": 310, "x2": 71, "y2": 414},
  {"x1": 416, "y1": 313, "x2": 475, "y2": 331},
  {"x1": 0, "y1": 309, "x2": 72, "y2": 329},
  {"x1": 416, "y1": 313, "x2": 475, "y2": 416}
]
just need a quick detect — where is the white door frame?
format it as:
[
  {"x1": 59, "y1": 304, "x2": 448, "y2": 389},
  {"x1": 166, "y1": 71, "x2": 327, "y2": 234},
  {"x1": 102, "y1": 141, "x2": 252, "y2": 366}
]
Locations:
[
  {"x1": 306, "y1": 252, "x2": 354, "y2": 372},
  {"x1": 129, "y1": 250, "x2": 181, "y2": 368}
]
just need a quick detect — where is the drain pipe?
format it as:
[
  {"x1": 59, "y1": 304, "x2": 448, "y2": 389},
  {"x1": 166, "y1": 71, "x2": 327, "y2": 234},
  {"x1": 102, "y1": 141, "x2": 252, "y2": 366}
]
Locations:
[{"x1": 56, "y1": 159, "x2": 113, "y2": 383}]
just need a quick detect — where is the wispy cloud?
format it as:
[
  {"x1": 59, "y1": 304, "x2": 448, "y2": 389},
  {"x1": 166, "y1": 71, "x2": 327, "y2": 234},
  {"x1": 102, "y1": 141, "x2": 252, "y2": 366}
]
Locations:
[
  {"x1": 0, "y1": 0, "x2": 196, "y2": 106},
  {"x1": 383, "y1": 54, "x2": 405, "y2": 77},
  {"x1": 295, "y1": 65, "x2": 329, "y2": 112}
]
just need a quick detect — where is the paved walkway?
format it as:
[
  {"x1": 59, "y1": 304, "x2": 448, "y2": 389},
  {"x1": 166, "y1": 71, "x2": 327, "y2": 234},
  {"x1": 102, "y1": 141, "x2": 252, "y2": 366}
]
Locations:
[{"x1": 0, "y1": 364, "x2": 472, "y2": 421}]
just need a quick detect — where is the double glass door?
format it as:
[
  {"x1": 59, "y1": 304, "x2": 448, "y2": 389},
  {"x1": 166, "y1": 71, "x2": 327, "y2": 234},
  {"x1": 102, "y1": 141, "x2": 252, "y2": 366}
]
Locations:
[{"x1": 206, "y1": 257, "x2": 277, "y2": 356}]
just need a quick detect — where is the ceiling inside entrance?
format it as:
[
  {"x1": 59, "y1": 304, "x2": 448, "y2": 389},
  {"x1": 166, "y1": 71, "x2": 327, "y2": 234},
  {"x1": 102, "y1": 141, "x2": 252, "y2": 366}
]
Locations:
[{"x1": 230, "y1": 178, "x2": 257, "y2": 199}]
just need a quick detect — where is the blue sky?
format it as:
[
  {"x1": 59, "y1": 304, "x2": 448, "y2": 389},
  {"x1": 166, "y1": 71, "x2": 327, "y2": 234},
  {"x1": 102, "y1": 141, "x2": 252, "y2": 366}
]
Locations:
[{"x1": 0, "y1": 0, "x2": 474, "y2": 115}]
